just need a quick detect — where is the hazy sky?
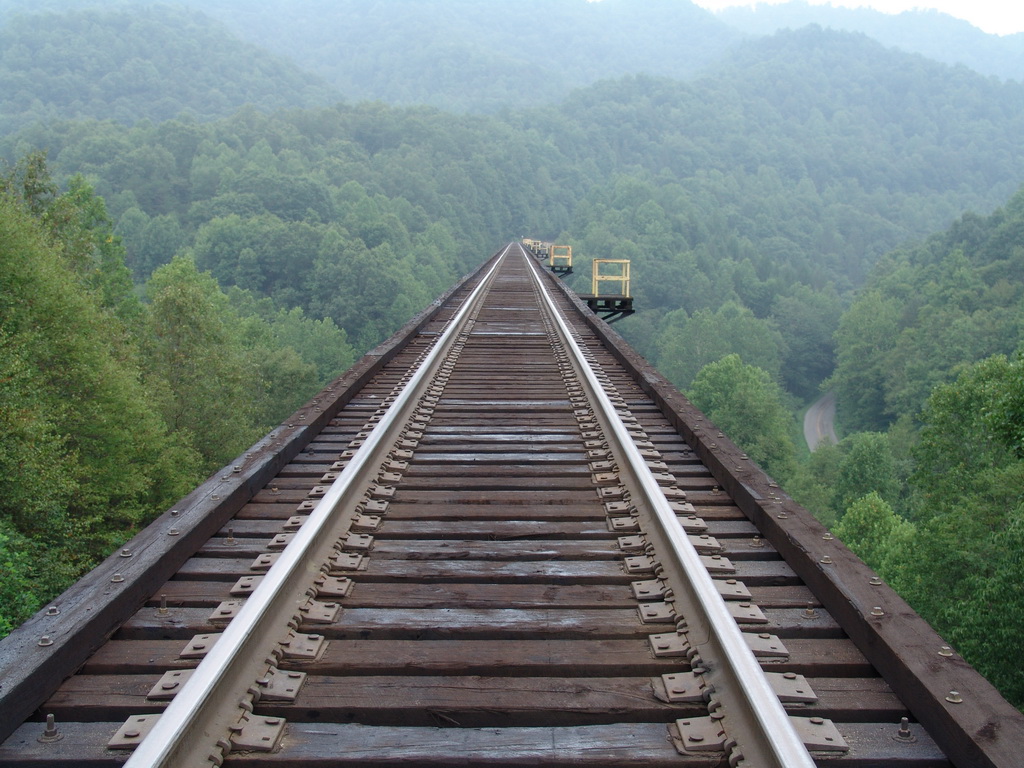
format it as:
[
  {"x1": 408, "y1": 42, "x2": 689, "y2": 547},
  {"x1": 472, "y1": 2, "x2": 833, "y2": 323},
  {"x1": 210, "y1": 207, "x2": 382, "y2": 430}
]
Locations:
[{"x1": 689, "y1": 0, "x2": 1023, "y2": 36}]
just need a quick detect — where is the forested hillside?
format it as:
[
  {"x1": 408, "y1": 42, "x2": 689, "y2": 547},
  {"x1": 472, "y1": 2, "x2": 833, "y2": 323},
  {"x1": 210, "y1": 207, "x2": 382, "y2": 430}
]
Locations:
[
  {"x1": 0, "y1": 153, "x2": 355, "y2": 632},
  {"x1": 0, "y1": 0, "x2": 739, "y2": 111},
  {"x1": 0, "y1": 6, "x2": 339, "y2": 132},
  {"x1": 721, "y1": 3, "x2": 1024, "y2": 82},
  {"x1": 543, "y1": 28, "x2": 1024, "y2": 393},
  {"x1": 1, "y1": 0, "x2": 1022, "y2": 707},
  {"x1": 806, "y1": 192, "x2": 1024, "y2": 703},
  {"x1": 4, "y1": 0, "x2": 1022, "y2": 113}
]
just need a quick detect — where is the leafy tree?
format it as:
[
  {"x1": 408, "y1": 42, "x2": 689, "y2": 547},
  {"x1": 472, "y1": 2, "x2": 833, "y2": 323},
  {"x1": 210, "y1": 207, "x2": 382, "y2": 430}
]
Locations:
[
  {"x1": 829, "y1": 291, "x2": 900, "y2": 431},
  {"x1": 688, "y1": 354, "x2": 797, "y2": 481},
  {"x1": 937, "y1": 508, "x2": 1024, "y2": 706},
  {"x1": 0, "y1": 172, "x2": 200, "y2": 629},
  {"x1": 0, "y1": 524, "x2": 40, "y2": 635},
  {"x1": 770, "y1": 283, "x2": 842, "y2": 399},
  {"x1": 227, "y1": 292, "x2": 355, "y2": 384},
  {"x1": 834, "y1": 491, "x2": 914, "y2": 578},
  {"x1": 785, "y1": 442, "x2": 842, "y2": 527},
  {"x1": 910, "y1": 353, "x2": 1023, "y2": 518},
  {"x1": 144, "y1": 255, "x2": 265, "y2": 469},
  {"x1": 658, "y1": 302, "x2": 785, "y2": 390},
  {"x1": 832, "y1": 432, "x2": 901, "y2": 520},
  {"x1": 865, "y1": 354, "x2": 1024, "y2": 707}
]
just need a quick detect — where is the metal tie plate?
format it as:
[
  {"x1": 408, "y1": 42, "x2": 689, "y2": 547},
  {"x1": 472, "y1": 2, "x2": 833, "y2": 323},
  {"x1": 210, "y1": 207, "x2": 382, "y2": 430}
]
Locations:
[
  {"x1": 623, "y1": 555, "x2": 657, "y2": 574},
  {"x1": 652, "y1": 472, "x2": 677, "y2": 487},
  {"x1": 267, "y1": 533, "x2": 294, "y2": 550},
  {"x1": 255, "y1": 667, "x2": 307, "y2": 702},
  {"x1": 313, "y1": 574, "x2": 355, "y2": 598},
  {"x1": 678, "y1": 515, "x2": 708, "y2": 534},
  {"x1": 342, "y1": 533, "x2": 374, "y2": 551},
  {"x1": 728, "y1": 602, "x2": 769, "y2": 624},
  {"x1": 658, "y1": 671, "x2": 707, "y2": 703},
  {"x1": 369, "y1": 485, "x2": 395, "y2": 500},
  {"x1": 746, "y1": 632, "x2": 790, "y2": 659},
  {"x1": 688, "y1": 534, "x2": 722, "y2": 553},
  {"x1": 790, "y1": 717, "x2": 849, "y2": 752},
  {"x1": 180, "y1": 633, "x2": 221, "y2": 659},
  {"x1": 283, "y1": 515, "x2": 307, "y2": 530},
  {"x1": 209, "y1": 601, "x2": 244, "y2": 624},
  {"x1": 617, "y1": 535, "x2": 646, "y2": 553},
  {"x1": 631, "y1": 579, "x2": 667, "y2": 600},
  {"x1": 608, "y1": 516, "x2": 640, "y2": 532},
  {"x1": 598, "y1": 485, "x2": 627, "y2": 501},
  {"x1": 714, "y1": 579, "x2": 752, "y2": 600},
  {"x1": 363, "y1": 498, "x2": 390, "y2": 514},
  {"x1": 649, "y1": 632, "x2": 690, "y2": 657},
  {"x1": 108, "y1": 715, "x2": 161, "y2": 750},
  {"x1": 147, "y1": 670, "x2": 194, "y2": 700},
  {"x1": 673, "y1": 717, "x2": 728, "y2": 754},
  {"x1": 671, "y1": 501, "x2": 698, "y2": 514},
  {"x1": 278, "y1": 631, "x2": 327, "y2": 661},
  {"x1": 638, "y1": 602, "x2": 676, "y2": 624},
  {"x1": 700, "y1": 555, "x2": 735, "y2": 573},
  {"x1": 230, "y1": 575, "x2": 264, "y2": 596},
  {"x1": 329, "y1": 552, "x2": 364, "y2": 571},
  {"x1": 250, "y1": 553, "x2": 280, "y2": 571},
  {"x1": 766, "y1": 672, "x2": 818, "y2": 704},
  {"x1": 298, "y1": 598, "x2": 342, "y2": 624},
  {"x1": 229, "y1": 715, "x2": 287, "y2": 752}
]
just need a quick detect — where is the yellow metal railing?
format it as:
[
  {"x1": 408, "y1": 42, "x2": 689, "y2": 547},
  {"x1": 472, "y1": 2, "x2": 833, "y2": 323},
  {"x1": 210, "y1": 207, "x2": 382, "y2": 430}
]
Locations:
[
  {"x1": 550, "y1": 245, "x2": 572, "y2": 270},
  {"x1": 591, "y1": 259, "x2": 631, "y2": 297}
]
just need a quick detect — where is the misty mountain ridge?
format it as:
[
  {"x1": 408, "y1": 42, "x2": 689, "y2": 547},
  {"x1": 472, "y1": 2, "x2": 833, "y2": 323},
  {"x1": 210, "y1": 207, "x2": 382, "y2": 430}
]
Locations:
[
  {"x1": 0, "y1": 0, "x2": 1022, "y2": 120},
  {"x1": 720, "y1": 2, "x2": 1024, "y2": 82},
  {"x1": 0, "y1": 4, "x2": 341, "y2": 132}
]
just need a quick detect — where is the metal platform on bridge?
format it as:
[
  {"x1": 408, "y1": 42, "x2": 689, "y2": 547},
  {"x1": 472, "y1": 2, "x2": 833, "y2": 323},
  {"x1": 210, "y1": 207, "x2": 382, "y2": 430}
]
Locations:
[
  {"x1": 582, "y1": 258, "x2": 633, "y2": 322},
  {"x1": 549, "y1": 244, "x2": 573, "y2": 276},
  {"x1": 579, "y1": 293, "x2": 634, "y2": 323}
]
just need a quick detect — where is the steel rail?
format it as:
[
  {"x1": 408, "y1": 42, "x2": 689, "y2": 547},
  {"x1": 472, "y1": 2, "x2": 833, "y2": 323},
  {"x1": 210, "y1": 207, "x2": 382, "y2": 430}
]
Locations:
[
  {"x1": 123, "y1": 246, "x2": 512, "y2": 767},
  {"x1": 523, "y1": 244, "x2": 815, "y2": 767}
]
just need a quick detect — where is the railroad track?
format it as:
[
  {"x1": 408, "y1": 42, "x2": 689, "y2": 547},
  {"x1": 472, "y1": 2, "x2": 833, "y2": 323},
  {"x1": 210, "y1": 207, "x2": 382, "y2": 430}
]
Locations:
[{"x1": 1, "y1": 242, "x2": 1021, "y2": 766}]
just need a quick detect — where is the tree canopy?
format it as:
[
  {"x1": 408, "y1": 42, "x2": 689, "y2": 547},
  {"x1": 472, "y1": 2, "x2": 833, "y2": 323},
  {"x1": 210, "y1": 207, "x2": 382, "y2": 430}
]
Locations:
[{"x1": 0, "y1": 154, "x2": 354, "y2": 631}]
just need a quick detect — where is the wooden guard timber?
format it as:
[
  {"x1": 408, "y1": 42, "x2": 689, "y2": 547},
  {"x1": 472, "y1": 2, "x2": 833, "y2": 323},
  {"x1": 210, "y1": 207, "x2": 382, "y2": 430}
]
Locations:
[{"x1": 0, "y1": 242, "x2": 1021, "y2": 766}]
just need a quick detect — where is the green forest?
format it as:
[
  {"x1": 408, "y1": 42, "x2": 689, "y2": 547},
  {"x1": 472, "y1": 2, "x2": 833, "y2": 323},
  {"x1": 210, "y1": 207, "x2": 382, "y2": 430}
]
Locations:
[{"x1": 0, "y1": 0, "x2": 1022, "y2": 708}]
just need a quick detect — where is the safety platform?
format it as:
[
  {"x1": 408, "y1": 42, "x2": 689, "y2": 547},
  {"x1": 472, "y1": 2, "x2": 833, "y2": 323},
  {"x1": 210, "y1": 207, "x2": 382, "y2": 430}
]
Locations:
[
  {"x1": 579, "y1": 258, "x2": 634, "y2": 322},
  {"x1": 549, "y1": 244, "x2": 573, "y2": 275},
  {"x1": 523, "y1": 239, "x2": 549, "y2": 259}
]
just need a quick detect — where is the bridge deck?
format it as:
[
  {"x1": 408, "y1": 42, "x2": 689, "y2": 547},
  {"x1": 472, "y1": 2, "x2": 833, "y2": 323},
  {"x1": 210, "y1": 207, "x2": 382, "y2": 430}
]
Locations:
[{"x1": 0, "y1": 243, "x2": 1019, "y2": 766}]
